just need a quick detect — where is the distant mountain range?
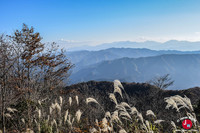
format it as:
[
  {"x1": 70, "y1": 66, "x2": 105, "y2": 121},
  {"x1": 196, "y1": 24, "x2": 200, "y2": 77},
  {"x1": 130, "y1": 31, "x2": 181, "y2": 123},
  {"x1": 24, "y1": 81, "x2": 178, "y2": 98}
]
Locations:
[
  {"x1": 67, "y1": 48, "x2": 200, "y2": 72},
  {"x1": 67, "y1": 48, "x2": 200, "y2": 90},
  {"x1": 66, "y1": 40, "x2": 200, "y2": 51}
]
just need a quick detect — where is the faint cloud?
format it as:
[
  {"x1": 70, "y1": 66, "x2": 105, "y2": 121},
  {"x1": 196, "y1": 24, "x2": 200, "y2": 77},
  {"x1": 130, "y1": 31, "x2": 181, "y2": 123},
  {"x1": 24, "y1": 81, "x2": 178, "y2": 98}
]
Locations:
[
  {"x1": 60, "y1": 39, "x2": 80, "y2": 43},
  {"x1": 195, "y1": 32, "x2": 200, "y2": 35},
  {"x1": 132, "y1": 33, "x2": 200, "y2": 43},
  {"x1": 56, "y1": 39, "x2": 103, "y2": 50}
]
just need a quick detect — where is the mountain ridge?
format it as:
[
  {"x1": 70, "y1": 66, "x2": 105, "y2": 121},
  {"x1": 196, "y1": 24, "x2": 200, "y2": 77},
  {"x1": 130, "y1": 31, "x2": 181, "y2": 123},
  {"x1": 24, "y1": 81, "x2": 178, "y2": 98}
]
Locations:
[
  {"x1": 65, "y1": 40, "x2": 200, "y2": 51},
  {"x1": 70, "y1": 54, "x2": 200, "y2": 90},
  {"x1": 67, "y1": 47, "x2": 200, "y2": 72}
]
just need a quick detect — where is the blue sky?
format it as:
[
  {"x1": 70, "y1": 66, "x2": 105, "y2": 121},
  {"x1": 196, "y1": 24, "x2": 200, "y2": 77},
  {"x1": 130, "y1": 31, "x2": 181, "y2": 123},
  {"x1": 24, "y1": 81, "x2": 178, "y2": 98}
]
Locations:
[{"x1": 1, "y1": 0, "x2": 200, "y2": 46}]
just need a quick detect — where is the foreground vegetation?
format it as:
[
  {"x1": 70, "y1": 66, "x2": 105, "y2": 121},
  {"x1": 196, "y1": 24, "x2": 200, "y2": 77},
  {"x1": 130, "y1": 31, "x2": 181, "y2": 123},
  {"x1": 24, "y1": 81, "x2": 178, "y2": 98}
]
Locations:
[{"x1": 1, "y1": 80, "x2": 200, "y2": 132}]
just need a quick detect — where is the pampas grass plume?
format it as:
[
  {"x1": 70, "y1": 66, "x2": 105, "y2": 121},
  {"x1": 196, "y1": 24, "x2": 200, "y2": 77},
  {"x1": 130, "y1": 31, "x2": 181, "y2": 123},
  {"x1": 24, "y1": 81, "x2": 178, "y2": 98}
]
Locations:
[
  {"x1": 59, "y1": 96, "x2": 63, "y2": 106},
  {"x1": 6, "y1": 107, "x2": 17, "y2": 113},
  {"x1": 120, "y1": 102, "x2": 131, "y2": 109},
  {"x1": 146, "y1": 110, "x2": 156, "y2": 117},
  {"x1": 69, "y1": 97, "x2": 72, "y2": 106},
  {"x1": 105, "y1": 111, "x2": 111, "y2": 119},
  {"x1": 109, "y1": 93, "x2": 118, "y2": 105},
  {"x1": 75, "y1": 95, "x2": 79, "y2": 105},
  {"x1": 114, "y1": 80, "x2": 124, "y2": 90},
  {"x1": 64, "y1": 109, "x2": 69, "y2": 123},
  {"x1": 171, "y1": 121, "x2": 177, "y2": 130},
  {"x1": 114, "y1": 85, "x2": 123, "y2": 98},
  {"x1": 75, "y1": 109, "x2": 82, "y2": 123},
  {"x1": 4, "y1": 113, "x2": 11, "y2": 118},
  {"x1": 119, "y1": 111, "x2": 132, "y2": 120},
  {"x1": 21, "y1": 118, "x2": 25, "y2": 124},
  {"x1": 38, "y1": 109, "x2": 41, "y2": 119},
  {"x1": 86, "y1": 97, "x2": 99, "y2": 105},
  {"x1": 154, "y1": 120, "x2": 165, "y2": 124},
  {"x1": 130, "y1": 106, "x2": 138, "y2": 115},
  {"x1": 119, "y1": 128, "x2": 127, "y2": 133}
]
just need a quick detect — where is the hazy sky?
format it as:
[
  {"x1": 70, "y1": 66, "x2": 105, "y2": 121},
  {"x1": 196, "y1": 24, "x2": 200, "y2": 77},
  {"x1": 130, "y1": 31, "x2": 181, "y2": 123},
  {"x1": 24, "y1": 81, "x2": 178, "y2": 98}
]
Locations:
[{"x1": 1, "y1": 0, "x2": 200, "y2": 46}]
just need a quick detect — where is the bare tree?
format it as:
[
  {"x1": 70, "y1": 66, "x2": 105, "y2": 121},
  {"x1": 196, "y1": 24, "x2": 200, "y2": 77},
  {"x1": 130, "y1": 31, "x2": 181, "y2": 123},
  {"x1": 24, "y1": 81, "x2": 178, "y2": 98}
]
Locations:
[
  {"x1": 148, "y1": 74, "x2": 174, "y2": 89},
  {"x1": 0, "y1": 34, "x2": 17, "y2": 133},
  {"x1": 0, "y1": 24, "x2": 73, "y2": 131}
]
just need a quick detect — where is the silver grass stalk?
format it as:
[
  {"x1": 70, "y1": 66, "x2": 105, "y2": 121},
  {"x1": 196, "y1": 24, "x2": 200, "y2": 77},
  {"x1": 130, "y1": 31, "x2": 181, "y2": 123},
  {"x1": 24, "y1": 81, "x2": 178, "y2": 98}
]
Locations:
[
  {"x1": 102, "y1": 118, "x2": 108, "y2": 132},
  {"x1": 59, "y1": 96, "x2": 63, "y2": 106},
  {"x1": 192, "y1": 112, "x2": 197, "y2": 122},
  {"x1": 114, "y1": 79, "x2": 130, "y2": 102},
  {"x1": 120, "y1": 102, "x2": 131, "y2": 109},
  {"x1": 38, "y1": 100, "x2": 41, "y2": 106},
  {"x1": 146, "y1": 110, "x2": 156, "y2": 117},
  {"x1": 171, "y1": 95, "x2": 190, "y2": 111},
  {"x1": 130, "y1": 106, "x2": 138, "y2": 115},
  {"x1": 38, "y1": 109, "x2": 41, "y2": 119},
  {"x1": 114, "y1": 80, "x2": 124, "y2": 90},
  {"x1": 95, "y1": 119, "x2": 101, "y2": 132},
  {"x1": 114, "y1": 85, "x2": 123, "y2": 98},
  {"x1": 89, "y1": 127, "x2": 97, "y2": 133},
  {"x1": 145, "y1": 120, "x2": 151, "y2": 131},
  {"x1": 109, "y1": 93, "x2": 118, "y2": 105},
  {"x1": 34, "y1": 119, "x2": 38, "y2": 124},
  {"x1": 51, "y1": 103, "x2": 56, "y2": 109},
  {"x1": 154, "y1": 120, "x2": 165, "y2": 124},
  {"x1": 53, "y1": 119, "x2": 57, "y2": 127},
  {"x1": 182, "y1": 95, "x2": 193, "y2": 111},
  {"x1": 102, "y1": 117, "x2": 108, "y2": 126},
  {"x1": 121, "y1": 116, "x2": 132, "y2": 121},
  {"x1": 55, "y1": 103, "x2": 61, "y2": 115},
  {"x1": 111, "y1": 110, "x2": 122, "y2": 124},
  {"x1": 37, "y1": 121, "x2": 41, "y2": 133},
  {"x1": 75, "y1": 95, "x2": 79, "y2": 105},
  {"x1": 120, "y1": 111, "x2": 132, "y2": 120},
  {"x1": 102, "y1": 127, "x2": 108, "y2": 132},
  {"x1": 4, "y1": 113, "x2": 11, "y2": 118},
  {"x1": 105, "y1": 111, "x2": 111, "y2": 119},
  {"x1": 116, "y1": 104, "x2": 126, "y2": 112},
  {"x1": 6, "y1": 107, "x2": 17, "y2": 113},
  {"x1": 171, "y1": 121, "x2": 177, "y2": 130},
  {"x1": 165, "y1": 95, "x2": 194, "y2": 112},
  {"x1": 69, "y1": 97, "x2": 72, "y2": 106},
  {"x1": 142, "y1": 123, "x2": 148, "y2": 131},
  {"x1": 64, "y1": 109, "x2": 69, "y2": 124},
  {"x1": 107, "y1": 125, "x2": 113, "y2": 132},
  {"x1": 165, "y1": 97, "x2": 179, "y2": 112},
  {"x1": 187, "y1": 112, "x2": 197, "y2": 127},
  {"x1": 68, "y1": 114, "x2": 71, "y2": 123},
  {"x1": 51, "y1": 119, "x2": 58, "y2": 132},
  {"x1": 49, "y1": 107, "x2": 53, "y2": 114},
  {"x1": 119, "y1": 128, "x2": 127, "y2": 133},
  {"x1": 67, "y1": 119, "x2": 72, "y2": 127},
  {"x1": 137, "y1": 112, "x2": 144, "y2": 124},
  {"x1": 72, "y1": 118, "x2": 75, "y2": 125},
  {"x1": 21, "y1": 118, "x2": 25, "y2": 124},
  {"x1": 75, "y1": 109, "x2": 82, "y2": 123},
  {"x1": 95, "y1": 119, "x2": 99, "y2": 126},
  {"x1": 86, "y1": 97, "x2": 99, "y2": 105}
]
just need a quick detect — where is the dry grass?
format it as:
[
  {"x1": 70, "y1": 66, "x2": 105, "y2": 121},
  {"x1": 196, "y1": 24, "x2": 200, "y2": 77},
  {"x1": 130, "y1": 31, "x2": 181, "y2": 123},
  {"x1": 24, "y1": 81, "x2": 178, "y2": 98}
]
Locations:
[{"x1": 1, "y1": 80, "x2": 199, "y2": 133}]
